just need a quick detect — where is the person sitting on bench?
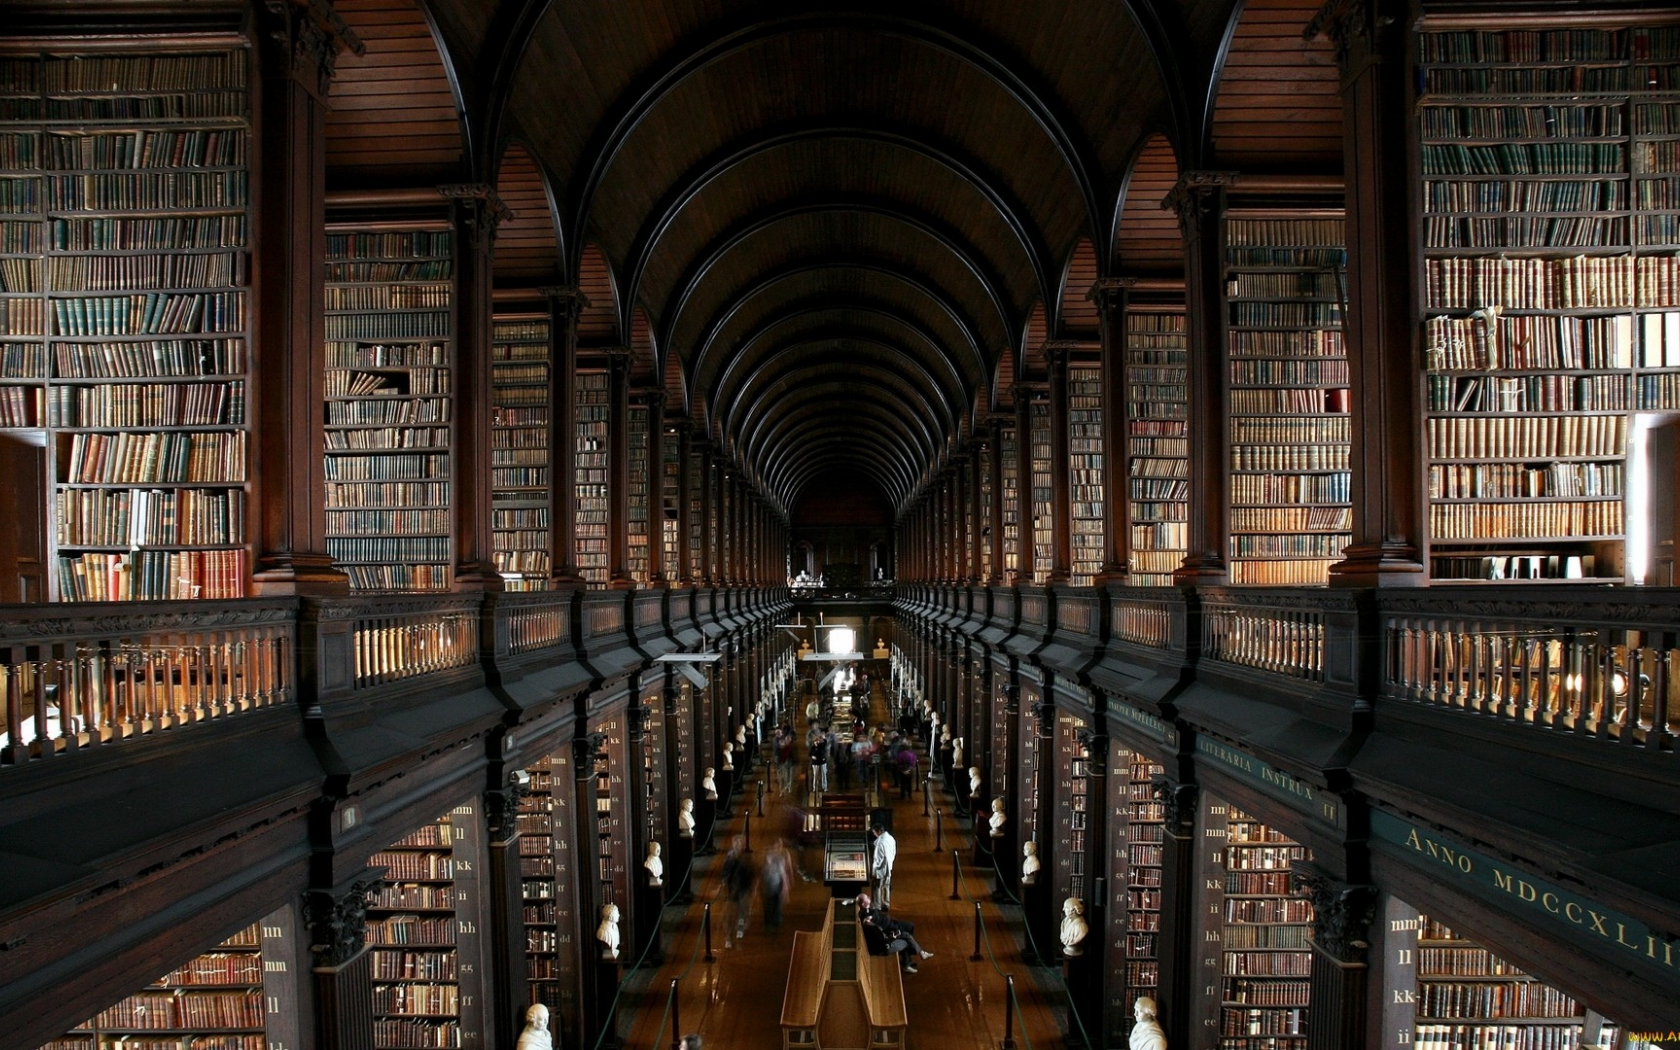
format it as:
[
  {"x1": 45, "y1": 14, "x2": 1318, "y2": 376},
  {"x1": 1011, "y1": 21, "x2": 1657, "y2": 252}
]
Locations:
[{"x1": 856, "y1": 892, "x2": 933, "y2": 971}]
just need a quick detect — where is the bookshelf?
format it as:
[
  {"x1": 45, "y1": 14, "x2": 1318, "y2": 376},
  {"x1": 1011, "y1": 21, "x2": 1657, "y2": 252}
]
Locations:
[
  {"x1": 1030, "y1": 399, "x2": 1053, "y2": 584},
  {"x1": 519, "y1": 755, "x2": 562, "y2": 1010},
  {"x1": 0, "y1": 46, "x2": 253, "y2": 601},
  {"x1": 1054, "y1": 713, "x2": 1090, "y2": 902},
  {"x1": 367, "y1": 808, "x2": 483, "y2": 1050},
  {"x1": 574, "y1": 370, "x2": 608, "y2": 586},
  {"x1": 492, "y1": 316, "x2": 550, "y2": 590},
  {"x1": 688, "y1": 447, "x2": 704, "y2": 582},
  {"x1": 1216, "y1": 807, "x2": 1314, "y2": 1049},
  {"x1": 323, "y1": 227, "x2": 453, "y2": 592},
  {"x1": 42, "y1": 923, "x2": 270, "y2": 1050},
  {"x1": 1001, "y1": 424, "x2": 1019, "y2": 581},
  {"x1": 980, "y1": 431, "x2": 994, "y2": 580},
  {"x1": 593, "y1": 714, "x2": 628, "y2": 909},
  {"x1": 627, "y1": 402, "x2": 649, "y2": 584},
  {"x1": 1126, "y1": 308, "x2": 1188, "y2": 586},
  {"x1": 1412, "y1": 915, "x2": 1593, "y2": 1050},
  {"x1": 1224, "y1": 214, "x2": 1351, "y2": 586},
  {"x1": 662, "y1": 426, "x2": 679, "y2": 577},
  {"x1": 1068, "y1": 365, "x2": 1105, "y2": 585},
  {"x1": 1416, "y1": 23, "x2": 1680, "y2": 582},
  {"x1": 1121, "y1": 750, "x2": 1165, "y2": 1034}
]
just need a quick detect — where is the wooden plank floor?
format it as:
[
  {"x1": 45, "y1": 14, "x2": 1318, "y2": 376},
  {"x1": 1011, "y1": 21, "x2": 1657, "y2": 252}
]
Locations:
[{"x1": 611, "y1": 697, "x2": 1083, "y2": 1050}]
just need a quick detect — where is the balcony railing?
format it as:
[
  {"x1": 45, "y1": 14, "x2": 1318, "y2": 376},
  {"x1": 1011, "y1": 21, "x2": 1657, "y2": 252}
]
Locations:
[
  {"x1": 0, "y1": 600, "x2": 295, "y2": 766},
  {"x1": 1201, "y1": 590, "x2": 1325, "y2": 684},
  {"x1": 1381, "y1": 590, "x2": 1679, "y2": 752},
  {"x1": 350, "y1": 597, "x2": 480, "y2": 690}
]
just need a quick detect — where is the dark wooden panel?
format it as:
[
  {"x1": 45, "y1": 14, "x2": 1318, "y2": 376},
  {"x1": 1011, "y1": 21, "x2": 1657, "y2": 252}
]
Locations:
[
  {"x1": 1116, "y1": 132, "x2": 1184, "y2": 276},
  {"x1": 1210, "y1": 0, "x2": 1343, "y2": 171},
  {"x1": 495, "y1": 144, "x2": 559, "y2": 286},
  {"x1": 578, "y1": 244, "x2": 618, "y2": 343},
  {"x1": 326, "y1": 0, "x2": 464, "y2": 182},
  {"x1": 1059, "y1": 238, "x2": 1099, "y2": 337}
]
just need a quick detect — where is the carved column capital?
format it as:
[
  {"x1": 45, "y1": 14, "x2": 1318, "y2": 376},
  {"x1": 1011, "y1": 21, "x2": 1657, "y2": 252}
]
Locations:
[
  {"x1": 303, "y1": 877, "x2": 380, "y2": 969},
  {"x1": 258, "y1": 0, "x2": 364, "y2": 97},
  {"x1": 441, "y1": 184, "x2": 514, "y2": 249},
  {"x1": 574, "y1": 732, "x2": 607, "y2": 769},
  {"x1": 540, "y1": 285, "x2": 591, "y2": 323},
  {"x1": 1150, "y1": 776, "x2": 1198, "y2": 835},
  {"x1": 1162, "y1": 171, "x2": 1237, "y2": 238},
  {"x1": 1305, "y1": 0, "x2": 1401, "y2": 74},
  {"x1": 487, "y1": 768, "x2": 532, "y2": 839},
  {"x1": 1294, "y1": 871, "x2": 1379, "y2": 963}
]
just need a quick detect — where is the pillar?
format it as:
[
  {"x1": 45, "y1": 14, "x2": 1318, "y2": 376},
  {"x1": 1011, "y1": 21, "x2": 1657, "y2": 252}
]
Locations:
[
  {"x1": 485, "y1": 768, "x2": 531, "y2": 1050},
  {"x1": 1151, "y1": 778, "x2": 1199, "y2": 1042},
  {"x1": 1014, "y1": 396, "x2": 1036, "y2": 584},
  {"x1": 545, "y1": 288, "x2": 588, "y2": 584},
  {"x1": 1165, "y1": 173, "x2": 1235, "y2": 584},
  {"x1": 250, "y1": 1, "x2": 360, "y2": 595},
  {"x1": 675, "y1": 422, "x2": 693, "y2": 586},
  {"x1": 1310, "y1": 0, "x2": 1427, "y2": 587},
  {"x1": 303, "y1": 877, "x2": 380, "y2": 1050},
  {"x1": 969, "y1": 437, "x2": 985, "y2": 584},
  {"x1": 444, "y1": 185, "x2": 512, "y2": 590},
  {"x1": 646, "y1": 393, "x2": 667, "y2": 586},
  {"x1": 698, "y1": 443, "x2": 715, "y2": 586},
  {"x1": 988, "y1": 415, "x2": 1007, "y2": 585},
  {"x1": 1044, "y1": 343, "x2": 1073, "y2": 585},
  {"x1": 607, "y1": 350, "x2": 633, "y2": 588},
  {"x1": 1091, "y1": 279, "x2": 1135, "y2": 582},
  {"x1": 1296, "y1": 872, "x2": 1379, "y2": 1050}
]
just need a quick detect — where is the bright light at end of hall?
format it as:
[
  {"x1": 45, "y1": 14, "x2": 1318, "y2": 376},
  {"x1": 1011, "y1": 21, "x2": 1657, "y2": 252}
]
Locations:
[{"x1": 827, "y1": 627, "x2": 856, "y2": 654}]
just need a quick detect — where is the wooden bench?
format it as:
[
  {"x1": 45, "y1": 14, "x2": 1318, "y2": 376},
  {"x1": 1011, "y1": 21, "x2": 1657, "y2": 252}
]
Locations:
[{"x1": 780, "y1": 898, "x2": 907, "y2": 1050}]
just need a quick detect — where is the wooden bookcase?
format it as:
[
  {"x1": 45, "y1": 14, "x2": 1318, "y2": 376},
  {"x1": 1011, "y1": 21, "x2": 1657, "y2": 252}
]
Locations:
[
  {"x1": 628, "y1": 401, "x2": 649, "y2": 584},
  {"x1": 1125, "y1": 306, "x2": 1189, "y2": 586},
  {"x1": 0, "y1": 45, "x2": 252, "y2": 601},
  {"x1": 979, "y1": 429, "x2": 994, "y2": 580},
  {"x1": 1198, "y1": 803, "x2": 1314, "y2": 1049},
  {"x1": 42, "y1": 910, "x2": 299, "y2": 1050},
  {"x1": 661, "y1": 425, "x2": 679, "y2": 576},
  {"x1": 519, "y1": 755, "x2": 563, "y2": 1009},
  {"x1": 323, "y1": 226, "x2": 453, "y2": 591},
  {"x1": 1416, "y1": 21, "x2": 1680, "y2": 582},
  {"x1": 1029, "y1": 399, "x2": 1053, "y2": 583},
  {"x1": 574, "y1": 369, "x2": 608, "y2": 585},
  {"x1": 1410, "y1": 914, "x2": 1608, "y2": 1050},
  {"x1": 1120, "y1": 750, "x2": 1165, "y2": 1032},
  {"x1": 1000, "y1": 424, "x2": 1020, "y2": 581},
  {"x1": 1224, "y1": 214, "x2": 1352, "y2": 586},
  {"x1": 687, "y1": 446, "x2": 704, "y2": 582},
  {"x1": 491, "y1": 315, "x2": 550, "y2": 590},
  {"x1": 367, "y1": 808, "x2": 485, "y2": 1050},
  {"x1": 1068, "y1": 364, "x2": 1105, "y2": 585}
]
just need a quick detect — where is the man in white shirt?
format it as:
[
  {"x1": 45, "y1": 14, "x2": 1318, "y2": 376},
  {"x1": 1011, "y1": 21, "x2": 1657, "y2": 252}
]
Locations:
[{"x1": 870, "y1": 821, "x2": 897, "y2": 907}]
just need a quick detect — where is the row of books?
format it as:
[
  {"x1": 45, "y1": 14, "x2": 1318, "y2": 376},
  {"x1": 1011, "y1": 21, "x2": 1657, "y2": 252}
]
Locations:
[
  {"x1": 1426, "y1": 373, "x2": 1631, "y2": 414},
  {"x1": 1230, "y1": 473, "x2": 1350, "y2": 505},
  {"x1": 326, "y1": 509, "x2": 448, "y2": 536},
  {"x1": 372, "y1": 984, "x2": 458, "y2": 1014},
  {"x1": 42, "y1": 338, "x2": 241, "y2": 379},
  {"x1": 325, "y1": 341, "x2": 448, "y2": 368},
  {"x1": 1419, "y1": 103, "x2": 1621, "y2": 140},
  {"x1": 1225, "y1": 898, "x2": 1313, "y2": 924},
  {"x1": 0, "y1": 94, "x2": 247, "y2": 122},
  {"x1": 1422, "y1": 177, "x2": 1624, "y2": 213},
  {"x1": 1231, "y1": 535, "x2": 1348, "y2": 559},
  {"x1": 30, "y1": 128, "x2": 247, "y2": 171},
  {"x1": 29, "y1": 249, "x2": 245, "y2": 291},
  {"x1": 1231, "y1": 506, "x2": 1351, "y2": 532},
  {"x1": 1221, "y1": 1009, "x2": 1306, "y2": 1036},
  {"x1": 327, "y1": 537, "x2": 451, "y2": 563},
  {"x1": 65, "y1": 430, "x2": 244, "y2": 483},
  {"x1": 1223, "y1": 979, "x2": 1309, "y2": 1007},
  {"x1": 47, "y1": 378, "x2": 242, "y2": 427},
  {"x1": 371, "y1": 851, "x2": 456, "y2": 881},
  {"x1": 1421, "y1": 141, "x2": 1624, "y2": 176},
  {"x1": 42, "y1": 213, "x2": 246, "y2": 251},
  {"x1": 1422, "y1": 215, "x2": 1626, "y2": 250},
  {"x1": 1418, "y1": 983, "x2": 1579, "y2": 1020},
  {"x1": 46, "y1": 291, "x2": 244, "y2": 336},
  {"x1": 371, "y1": 952, "x2": 457, "y2": 982},
  {"x1": 1421, "y1": 65, "x2": 1677, "y2": 96},
  {"x1": 1230, "y1": 360, "x2": 1348, "y2": 386},
  {"x1": 56, "y1": 548, "x2": 244, "y2": 601},
  {"x1": 326, "y1": 427, "x2": 450, "y2": 451},
  {"x1": 1430, "y1": 500, "x2": 1623, "y2": 539},
  {"x1": 36, "y1": 170, "x2": 247, "y2": 212},
  {"x1": 324, "y1": 312, "x2": 449, "y2": 340},
  {"x1": 324, "y1": 481, "x2": 449, "y2": 508},
  {"x1": 326, "y1": 397, "x2": 449, "y2": 425},
  {"x1": 1232, "y1": 445, "x2": 1348, "y2": 471},
  {"x1": 12, "y1": 52, "x2": 249, "y2": 92},
  {"x1": 1409, "y1": 1025, "x2": 1586, "y2": 1050},
  {"x1": 1426, "y1": 414, "x2": 1626, "y2": 458},
  {"x1": 1229, "y1": 330, "x2": 1344, "y2": 357},
  {"x1": 323, "y1": 453, "x2": 447, "y2": 481},
  {"x1": 1423, "y1": 254, "x2": 1680, "y2": 310},
  {"x1": 1229, "y1": 388, "x2": 1349, "y2": 415},
  {"x1": 1222, "y1": 924, "x2": 1310, "y2": 949},
  {"x1": 1428, "y1": 461, "x2": 1622, "y2": 499},
  {"x1": 324, "y1": 285, "x2": 449, "y2": 311},
  {"x1": 56, "y1": 486, "x2": 243, "y2": 546},
  {"x1": 343, "y1": 564, "x2": 449, "y2": 590},
  {"x1": 94, "y1": 990, "x2": 262, "y2": 1030}
]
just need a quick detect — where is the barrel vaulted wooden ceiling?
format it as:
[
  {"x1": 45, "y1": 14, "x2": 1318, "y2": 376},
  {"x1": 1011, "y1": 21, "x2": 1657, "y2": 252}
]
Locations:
[{"x1": 331, "y1": 0, "x2": 1341, "y2": 515}]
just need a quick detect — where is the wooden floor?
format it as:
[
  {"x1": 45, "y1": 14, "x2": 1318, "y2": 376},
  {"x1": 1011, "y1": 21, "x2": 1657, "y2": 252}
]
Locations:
[{"x1": 611, "y1": 693, "x2": 1082, "y2": 1050}]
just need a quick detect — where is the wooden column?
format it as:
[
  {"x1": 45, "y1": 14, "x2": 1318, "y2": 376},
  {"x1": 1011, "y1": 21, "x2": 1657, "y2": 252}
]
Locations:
[
  {"x1": 969, "y1": 438, "x2": 985, "y2": 584},
  {"x1": 953, "y1": 455, "x2": 970, "y2": 584},
  {"x1": 545, "y1": 288, "x2": 588, "y2": 584},
  {"x1": 1296, "y1": 872, "x2": 1379, "y2": 1050},
  {"x1": 251, "y1": 2, "x2": 359, "y2": 595},
  {"x1": 1091, "y1": 279, "x2": 1135, "y2": 582},
  {"x1": 1310, "y1": 0, "x2": 1427, "y2": 587},
  {"x1": 1044, "y1": 343, "x2": 1073, "y2": 585},
  {"x1": 723, "y1": 472, "x2": 738, "y2": 587},
  {"x1": 1166, "y1": 173, "x2": 1235, "y2": 584},
  {"x1": 607, "y1": 350, "x2": 633, "y2": 589},
  {"x1": 988, "y1": 416, "x2": 1007, "y2": 584},
  {"x1": 485, "y1": 772, "x2": 531, "y2": 1050},
  {"x1": 1151, "y1": 779, "x2": 1199, "y2": 1043},
  {"x1": 675, "y1": 422, "x2": 693, "y2": 586},
  {"x1": 698, "y1": 444, "x2": 715, "y2": 585},
  {"x1": 302, "y1": 877, "x2": 380, "y2": 1050},
  {"x1": 1014, "y1": 396, "x2": 1036, "y2": 584},
  {"x1": 644, "y1": 392, "x2": 668, "y2": 586},
  {"x1": 444, "y1": 186, "x2": 512, "y2": 590}
]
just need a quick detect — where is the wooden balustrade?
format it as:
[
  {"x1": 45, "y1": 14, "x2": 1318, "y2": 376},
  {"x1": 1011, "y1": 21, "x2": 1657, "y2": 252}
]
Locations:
[
  {"x1": 349, "y1": 597, "x2": 480, "y2": 690},
  {"x1": 1381, "y1": 591, "x2": 1679, "y2": 752},
  {"x1": 1108, "y1": 588, "x2": 1176, "y2": 649},
  {"x1": 500, "y1": 593, "x2": 572, "y2": 655},
  {"x1": 0, "y1": 600, "x2": 295, "y2": 766},
  {"x1": 1200, "y1": 592, "x2": 1326, "y2": 683}
]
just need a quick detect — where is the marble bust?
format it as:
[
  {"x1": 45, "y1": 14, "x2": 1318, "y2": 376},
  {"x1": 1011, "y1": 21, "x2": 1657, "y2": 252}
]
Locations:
[
  {"x1": 644, "y1": 841, "x2": 663, "y2": 886},
  {"x1": 702, "y1": 767, "x2": 718, "y2": 800},
  {"x1": 721, "y1": 741, "x2": 734, "y2": 771},
  {"x1": 1060, "y1": 897, "x2": 1088, "y2": 956},
  {"x1": 969, "y1": 766, "x2": 982, "y2": 799},
  {"x1": 1129, "y1": 996, "x2": 1167, "y2": 1050},
  {"x1": 1022, "y1": 840, "x2": 1041, "y2": 884},
  {"x1": 597, "y1": 903, "x2": 621, "y2": 960},
  {"x1": 989, "y1": 796, "x2": 1007, "y2": 838},
  {"x1": 677, "y1": 798, "x2": 696, "y2": 837},
  {"x1": 515, "y1": 1003, "x2": 552, "y2": 1050}
]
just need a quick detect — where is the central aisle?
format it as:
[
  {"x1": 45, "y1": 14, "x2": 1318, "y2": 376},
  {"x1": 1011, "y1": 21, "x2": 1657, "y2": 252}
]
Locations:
[{"x1": 615, "y1": 689, "x2": 1081, "y2": 1050}]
